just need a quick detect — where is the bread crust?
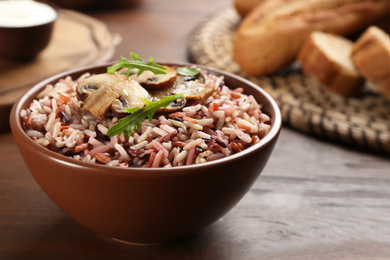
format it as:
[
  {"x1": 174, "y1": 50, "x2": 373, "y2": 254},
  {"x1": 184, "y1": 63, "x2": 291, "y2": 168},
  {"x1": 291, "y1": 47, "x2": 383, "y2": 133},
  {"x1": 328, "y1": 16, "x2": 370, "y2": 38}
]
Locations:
[
  {"x1": 233, "y1": 0, "x2": 264, "y2": 17},
  {"x1": 352, "y1": 26, "x2": 390, "y2": 98},
  {"x1": 376, "y1": 78, "x2": 390, "y2": 99},
  {"x1": 298, "y1": 31, "x2": 364, "y2": 96},
  {"x1": 233, "y1": 0, "x2": 390, "y2": 76}
]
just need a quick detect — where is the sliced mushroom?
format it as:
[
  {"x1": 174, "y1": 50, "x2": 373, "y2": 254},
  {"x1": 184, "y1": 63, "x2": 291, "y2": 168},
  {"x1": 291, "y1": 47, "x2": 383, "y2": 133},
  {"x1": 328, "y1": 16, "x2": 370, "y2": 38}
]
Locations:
[
  {"x1": 125, "y1": 66, "x2": 177, "y2": 90},
  {"x1": 158, "y1": 95, "x2": 187, "y2": 113},
  {"x1": 149, "y1": 71, "x2": 215, "y2": 104},
  {"x1": 172, "y1": 77, "x2": 215, "y2": 102},
  {"x1": 76, "y1": 73, "x2": 150, "y2": 119}
]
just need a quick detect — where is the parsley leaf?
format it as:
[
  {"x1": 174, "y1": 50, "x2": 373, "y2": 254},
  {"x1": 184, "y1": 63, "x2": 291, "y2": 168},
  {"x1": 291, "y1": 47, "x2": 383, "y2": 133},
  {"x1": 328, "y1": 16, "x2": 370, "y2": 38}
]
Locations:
[
  {"x1": 107, "y1": 52, "x2": 167, "y2": 77},
  {"x1": 106, "y1": 94, "x2": 185, "y2": 139},
  {"x1": 175, "y1": 66, "x2": 200, "y2": 76}
]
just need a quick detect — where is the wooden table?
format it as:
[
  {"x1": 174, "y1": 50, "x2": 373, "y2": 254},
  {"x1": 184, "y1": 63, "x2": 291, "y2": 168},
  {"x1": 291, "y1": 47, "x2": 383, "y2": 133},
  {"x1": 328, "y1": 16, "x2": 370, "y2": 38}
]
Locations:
[{"x1": 1, "y1": 0, "x2": 389, "y2": 259}]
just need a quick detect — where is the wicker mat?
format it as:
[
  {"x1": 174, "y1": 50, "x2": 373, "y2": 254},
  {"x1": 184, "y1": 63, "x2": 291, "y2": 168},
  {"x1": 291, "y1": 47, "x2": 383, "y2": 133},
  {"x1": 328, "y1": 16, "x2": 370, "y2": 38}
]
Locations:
[{"x1": 187, "y1": 7, "x2": 390, "y2": 155}]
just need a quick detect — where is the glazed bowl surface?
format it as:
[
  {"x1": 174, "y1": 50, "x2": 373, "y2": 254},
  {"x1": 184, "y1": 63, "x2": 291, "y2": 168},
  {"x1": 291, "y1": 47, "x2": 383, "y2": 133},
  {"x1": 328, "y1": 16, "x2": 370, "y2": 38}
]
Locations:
[
  {"x1": 10, "y1": 62, "x2": 282, "y2": 245},
  {"x1": 0, "y1": 0, "x2": 57, "y2": 61}
]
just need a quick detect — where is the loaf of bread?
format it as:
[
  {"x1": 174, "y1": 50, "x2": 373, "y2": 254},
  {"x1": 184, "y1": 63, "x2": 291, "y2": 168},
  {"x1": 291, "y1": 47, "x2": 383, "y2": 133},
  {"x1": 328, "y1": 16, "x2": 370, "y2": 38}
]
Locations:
[
  {"x1": 298, "y1": 31, "x2": 364, "y2": 96},
  {"x1": 352, "y1": 26, "x2": 390, "y2": 99},
  {"x1": 233, "y1": 0, "x2": 263, "y2": 17},
  {"x1": 233, "y1": 0, "x2": 390, "y2": 76},
  {"x1": 233, "y1": 0, "x2": 299, "y2": 17}
]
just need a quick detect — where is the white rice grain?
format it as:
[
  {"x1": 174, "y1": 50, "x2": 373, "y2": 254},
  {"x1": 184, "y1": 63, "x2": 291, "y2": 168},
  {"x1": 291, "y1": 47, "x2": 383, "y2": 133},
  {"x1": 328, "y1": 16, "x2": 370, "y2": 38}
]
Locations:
[
  {"x1": 97, "y1": 123, "x2": 108, "y2": 135},
  {"x1": 65, "y1": 131, "x2": 80, "y2": 148},
  {"x1": 107, "y1": 160, "x2": 120, "y2": 167},
  {"x1": 222, "y1": 127, "x2": 235, "y2": 135},
  {"x1": 196, "y1": 118, "x2": 214, "y2": 126},
  {"x1": 183, "y1": 138, "x2": 204, "y2": 150},
  {"x1": 42, "y1": 106, "x2": 52, "y2": 114},
  {"x1": 168, "y1": 147, "x2": 180, "y2": 162},
  {"x1": 45, "y1": 132, "x2": 56, "y2": 146},
  {"x1": 45, "y1": 112, "x2": 56, "y2": 132},
  {"x1": 183, "y1": 121, "x2": 203, "y2": 130},
  {"x1": 173, "y1": 150, "x2": 188, "y2": 166},
  {"x1": 212, "y1": 110, "x2": 225, "y2": 119},
  {"x1": 137, "y1": 126, "x2": 152, "y2": 143},
  {"x1": 88, "y1": 137, "x2": 104, "y2": 146},
  {"x1": 237, "y1": 118, "x2": 258, "y2": 133},
  {"x1": 241, "y1": 102, "x2": 250, "y2": 112},
  {"x1": 26, "y1": 130, "x2": 44, "y2": 138},
  {"x1": 37, "y1": 137, "x2": 50, "y2": 147},
  {"x1": 84, "y1": 129, "x2": 97, "y2": 138},
  {"x1": 234, "y1": 129, "x2": 252, "y2": 143},
  {"x1": 131, "y1": 140, "x2": 148, "y2": 150},
  {"x1": 65, "y1": 104, "x2": 72, "y2": 117},
  {"x1": 33, "y1": 100, "x2": 44, "y2": 113},
  {"x1": 152, "y1": 127, "x2": 168, "y2": 137},
  {"x1": 183, "y1": 104, "x2": 202, "y2": 112},
  {"x1": 159, "y1": 124, "x2": 176, "y2": 133},
  {"x1": 196, "y1": 131, "x2": 211, "y2": 140},
  {"x1": 114, "y1": 143, "x2": 131, "y2": 161},
  {"x1": 248, "y1": 95, "x2": 260, "y2": 110},
  {"x1": 52, "y1": 122, "x2": 62, "y2": 139}
]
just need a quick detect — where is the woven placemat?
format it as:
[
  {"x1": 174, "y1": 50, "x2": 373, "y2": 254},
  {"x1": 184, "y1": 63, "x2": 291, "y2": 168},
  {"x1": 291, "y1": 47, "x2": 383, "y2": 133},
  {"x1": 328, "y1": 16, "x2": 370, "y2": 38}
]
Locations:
[{"x1": 187, "y1": 7, "x2": 390, "y2": 155}]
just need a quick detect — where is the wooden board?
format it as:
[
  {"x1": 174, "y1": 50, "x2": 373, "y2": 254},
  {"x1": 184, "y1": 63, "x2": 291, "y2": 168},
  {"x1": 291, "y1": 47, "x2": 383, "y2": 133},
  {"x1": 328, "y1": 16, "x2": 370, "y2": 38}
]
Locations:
[{"x1": 0, "y1": 9, "x2": 119, "y2": 132}]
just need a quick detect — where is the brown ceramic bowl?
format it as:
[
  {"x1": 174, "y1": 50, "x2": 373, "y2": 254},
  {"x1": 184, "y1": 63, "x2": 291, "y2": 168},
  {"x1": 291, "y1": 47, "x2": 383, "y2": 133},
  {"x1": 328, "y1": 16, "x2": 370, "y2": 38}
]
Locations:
[
  {"x1": 0, "y1": 0, "x2": 57, "y2": 61},
  {"x1": 10, "y1": 62, "x2": 282, "y2": 245}
]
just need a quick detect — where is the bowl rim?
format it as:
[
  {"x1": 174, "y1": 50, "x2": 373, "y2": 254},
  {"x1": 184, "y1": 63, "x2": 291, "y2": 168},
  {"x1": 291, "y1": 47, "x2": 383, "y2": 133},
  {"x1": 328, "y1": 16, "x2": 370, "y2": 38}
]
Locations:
[{"x1": 10, "y1": 61, "x2": 282, "y2": 175}]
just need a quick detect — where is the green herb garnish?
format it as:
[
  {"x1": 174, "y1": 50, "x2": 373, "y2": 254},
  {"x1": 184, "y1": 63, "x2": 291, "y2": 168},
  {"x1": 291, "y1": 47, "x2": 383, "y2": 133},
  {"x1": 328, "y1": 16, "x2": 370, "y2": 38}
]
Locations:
[
  {"x1": 175, "y1": 66, "x2": 200, "y2": 76},
  {"x1": 107, "y1": 52, "x2": 168, "y2": 77},
  {"x1": 106, "y1": 93, "x2": 185, "y2": 139}
]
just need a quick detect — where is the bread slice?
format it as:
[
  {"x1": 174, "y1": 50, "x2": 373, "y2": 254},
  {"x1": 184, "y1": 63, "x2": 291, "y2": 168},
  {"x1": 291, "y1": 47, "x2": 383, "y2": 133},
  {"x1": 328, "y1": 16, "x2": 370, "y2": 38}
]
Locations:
[
  {"x1": 233, "y1": 0, "x2": 390, "y2": 76},
  {"x1": 352, "y1": 26, "x2": 390, "y2": 99},
  {"x1": 298, "y1": 31, "x2": 364, "y2": 97}
]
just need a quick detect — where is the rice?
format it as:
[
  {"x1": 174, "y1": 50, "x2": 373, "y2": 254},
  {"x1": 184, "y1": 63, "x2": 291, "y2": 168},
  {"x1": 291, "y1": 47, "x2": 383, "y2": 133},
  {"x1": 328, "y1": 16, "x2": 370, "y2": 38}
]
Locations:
[{"x1": 20, "y1": 70, "x2": 271, "y2": 168}]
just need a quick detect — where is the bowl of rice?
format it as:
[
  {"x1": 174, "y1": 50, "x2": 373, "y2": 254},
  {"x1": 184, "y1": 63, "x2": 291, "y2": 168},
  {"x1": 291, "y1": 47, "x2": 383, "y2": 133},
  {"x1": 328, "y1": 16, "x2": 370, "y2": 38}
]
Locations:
[{"x1": 10, "y1": 59, "x2": 281, "y2": 245}]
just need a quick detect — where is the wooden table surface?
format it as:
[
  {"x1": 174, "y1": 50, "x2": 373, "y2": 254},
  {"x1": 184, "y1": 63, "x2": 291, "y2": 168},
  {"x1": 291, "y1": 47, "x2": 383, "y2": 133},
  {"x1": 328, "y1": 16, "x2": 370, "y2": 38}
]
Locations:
[{"x1": 1, "y1": 0, "x2": 389, "y2": 259}]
